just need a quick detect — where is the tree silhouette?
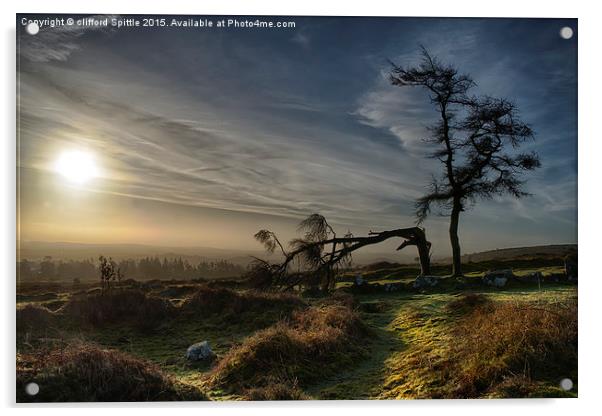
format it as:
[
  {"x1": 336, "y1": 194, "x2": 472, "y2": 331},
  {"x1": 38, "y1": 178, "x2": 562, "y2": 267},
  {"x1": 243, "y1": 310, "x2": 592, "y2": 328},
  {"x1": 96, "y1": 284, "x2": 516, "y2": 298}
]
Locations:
[
  {"x1": 251, "y1": 213, "x2": 431, "y2": 291},
  {"x1": 390, "y1": 48, "x2": 540, "y2": 276},
  {"x1": 98, "y1": 255, "x2": 123, "y2": 291}
]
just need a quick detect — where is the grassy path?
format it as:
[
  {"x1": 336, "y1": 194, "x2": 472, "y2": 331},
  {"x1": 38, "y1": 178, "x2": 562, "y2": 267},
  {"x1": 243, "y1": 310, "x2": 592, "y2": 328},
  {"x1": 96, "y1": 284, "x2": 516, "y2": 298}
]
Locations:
[{"x1": 308, "y1": 285, "x2": 577, "y2": 399}]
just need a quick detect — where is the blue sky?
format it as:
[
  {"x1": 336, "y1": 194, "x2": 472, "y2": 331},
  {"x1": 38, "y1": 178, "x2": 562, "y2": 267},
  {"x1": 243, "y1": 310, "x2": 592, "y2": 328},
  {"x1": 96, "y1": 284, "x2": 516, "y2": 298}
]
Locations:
[{"x1": 17, "y1": 15, "x2": 577, "y2": 257}]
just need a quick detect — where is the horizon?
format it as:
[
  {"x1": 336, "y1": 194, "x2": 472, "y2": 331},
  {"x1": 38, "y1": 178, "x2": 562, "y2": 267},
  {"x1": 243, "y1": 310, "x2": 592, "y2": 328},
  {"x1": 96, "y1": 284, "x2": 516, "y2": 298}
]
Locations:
[{"x1": 17, "y1": 239, "x2": 578, "y2": 264}]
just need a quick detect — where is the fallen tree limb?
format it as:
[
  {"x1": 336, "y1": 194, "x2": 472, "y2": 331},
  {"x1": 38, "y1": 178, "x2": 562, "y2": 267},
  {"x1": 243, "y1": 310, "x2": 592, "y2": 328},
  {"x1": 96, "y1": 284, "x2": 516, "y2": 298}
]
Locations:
[{"x1": 249, "y1": 214, "x2": 431, "y2": 291}]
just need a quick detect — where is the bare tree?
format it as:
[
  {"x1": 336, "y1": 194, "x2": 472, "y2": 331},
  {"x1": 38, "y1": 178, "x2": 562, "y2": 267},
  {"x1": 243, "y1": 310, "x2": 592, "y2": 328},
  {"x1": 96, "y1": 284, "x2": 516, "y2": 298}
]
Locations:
[
  {"x1": 98, "y1": 255, "x2": 123, "y2": 292},
  {"x1": 250, "y1": 214, "x2": 431, "y2": 291},
  {"x1": 389, "y1": 48, "x2": 540, "y2": 276}
]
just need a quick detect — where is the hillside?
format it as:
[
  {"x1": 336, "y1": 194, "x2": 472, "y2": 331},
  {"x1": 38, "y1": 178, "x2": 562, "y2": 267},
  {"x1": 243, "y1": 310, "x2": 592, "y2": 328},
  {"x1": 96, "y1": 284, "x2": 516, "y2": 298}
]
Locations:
[{"x1": 457, "y1": 244, "x2": 577, "y2": 263}]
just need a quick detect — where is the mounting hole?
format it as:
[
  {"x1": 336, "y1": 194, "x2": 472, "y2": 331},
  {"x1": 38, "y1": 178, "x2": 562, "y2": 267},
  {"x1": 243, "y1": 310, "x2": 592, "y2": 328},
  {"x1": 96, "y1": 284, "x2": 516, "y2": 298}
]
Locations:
[
  {"x1": 25, "y1": 22, "x2": 39, "y2": 36},
  {"x1": 560, "y1": 26, "x2": 574, "y2": 40},
  {"x1": 25, "y1": 382, "x2": 39, "y2": 396},
  {"x1": 559, "y1": 378, "x2": 573, "y2": 391}
]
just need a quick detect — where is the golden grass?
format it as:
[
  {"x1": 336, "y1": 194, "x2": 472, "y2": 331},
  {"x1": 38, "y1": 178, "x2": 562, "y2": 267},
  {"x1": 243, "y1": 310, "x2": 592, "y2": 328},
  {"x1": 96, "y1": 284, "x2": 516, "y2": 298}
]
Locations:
[
  {"x1": 16, "y1": 342, "x2": 206, "y2": 402},
  {"x1": 61, "y1": 289, "x2": 174, "y2": 331},
  {"x1": 209, "y1": 304, "x2": 370, "y2": 397},
  {"x1": 183, "y1": 285, "x2": 306, "y2": 315},
  {"x1": 382, "y1": 296, "x2": 577, "y2": 398},
  {"x1": 448, "y1": 298, "x2": 577, "y2": 397},
  {"x1": 17, "y1": 304, "x2": 56, "y2": 333}
]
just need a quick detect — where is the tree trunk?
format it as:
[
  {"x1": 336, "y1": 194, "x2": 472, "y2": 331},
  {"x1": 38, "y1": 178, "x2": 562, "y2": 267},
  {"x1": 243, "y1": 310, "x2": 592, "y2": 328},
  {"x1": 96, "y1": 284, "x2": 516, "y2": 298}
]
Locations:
[
  {"x1": 274, "y1": 226, "x2": 432, "y2": 290},
  {"x1": 417, "y1": 238, "x2": 431, "y2": 276},
  {"x1": 449, "y1": 198, "x2": 463, "y2": 277}
]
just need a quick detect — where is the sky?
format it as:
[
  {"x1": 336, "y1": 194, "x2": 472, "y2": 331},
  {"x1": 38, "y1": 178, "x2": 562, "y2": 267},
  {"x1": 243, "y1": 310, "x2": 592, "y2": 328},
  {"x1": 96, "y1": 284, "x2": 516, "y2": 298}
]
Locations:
[{"x1": 17, "y1": 15, "x2": 578, "y2": 258}]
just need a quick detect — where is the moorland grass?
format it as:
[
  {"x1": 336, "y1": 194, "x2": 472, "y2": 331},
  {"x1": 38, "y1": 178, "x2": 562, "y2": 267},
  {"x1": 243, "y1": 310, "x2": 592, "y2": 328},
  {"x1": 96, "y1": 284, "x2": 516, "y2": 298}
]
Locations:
[
  {"x1": 16, "y1": 273, "x2": 577, "y2": 401},
  {"x1": 382, "y1": 293, "x2": 577, "y2": 398},
  {"x1": 16, "y1": 304, "x2": 57, "y2": 333},
  {"x1": 16, "y1": 342, "x2": 207, "y2": 402},
  {"x1": 61, "y1": 289, "x2": 175, "y2": 331},
  {"x1": 448, "y1": 298, "x2": 577, "y2": 397},
  {"x1": 182, "y1": 285, "x2": 307, "y2": 327},
  {"x1": 209, "y1": 304, "x2": 371, "y2": 398}
]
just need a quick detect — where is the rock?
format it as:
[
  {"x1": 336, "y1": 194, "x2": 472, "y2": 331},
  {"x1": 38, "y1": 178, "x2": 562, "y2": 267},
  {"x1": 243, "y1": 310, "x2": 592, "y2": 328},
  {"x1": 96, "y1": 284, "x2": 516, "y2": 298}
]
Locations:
[
  {"x1": 544, "y1": 273, "x2": 564, "y2": 283},
  {"x1": 524, "y1": 271, "x2": 543, "y2": 282},
  {"x1": 482, "y1": 269, "x2": 514, "y2": 287},
  {"x1": 485, "y1": 269, "x2": 514, "y2": 279},
  {"x1": 186, "y1": 341, "x2": 215, "y2": 361},
  {"x1": 564, "y1": 254, "x2": 578, "y2": 280},
  {"x1": 384, "y1": 282, "x2": 405, "y2": 292},
  {"x1": 413, "y1": 275, "x2": 439, "y2": 289},
  {"x1": 351, "y1": 282, "x2": 382, "y2": 294},
  {"x1": 492, "y1": 277, "x2": 507, "y2": 287},
  {"x1": 117, "y1": 336, "x2": 131, "y2": 344}
]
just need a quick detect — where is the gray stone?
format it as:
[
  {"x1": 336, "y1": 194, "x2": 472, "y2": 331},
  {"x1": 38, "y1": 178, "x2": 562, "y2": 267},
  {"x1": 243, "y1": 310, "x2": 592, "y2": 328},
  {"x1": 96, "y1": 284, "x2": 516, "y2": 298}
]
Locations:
[
  {"x1": 354, "y1": 274, "x2": 365, "y2": 286},
  {"x1": 528, "y1": 271, "x2": 543, "y2": 281},
  {"x1": 384, "y1": 282, "x2": 405, "y2": 292},
  {"x1": 482, "y1": 269, "x2": 513, "y2": 287},
  {"x1": 413, "y1": 275, "x2": 439, "y2": 289},
  {"x1": 564, "y1": 255, "x2": 578, "y2": 280},
  {"x1": 492, "y1": 276, "x2": 508, "y2": 287},
  {"x1": 485, "y1": 269, "x2": 514, "y2": 279},
  {"x1": 186, "y1": 341, "x2": 215, "y2": 361}
]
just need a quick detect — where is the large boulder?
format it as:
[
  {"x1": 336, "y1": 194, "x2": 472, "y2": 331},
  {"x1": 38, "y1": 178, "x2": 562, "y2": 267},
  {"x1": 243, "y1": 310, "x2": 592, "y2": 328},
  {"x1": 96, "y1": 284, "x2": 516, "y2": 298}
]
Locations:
[
  {"x1": 186, "y1": 341, "x2": 215, "y2": 361},
  {"x1": 413, "y1": 275, "x2": 439, "y2": 289}
]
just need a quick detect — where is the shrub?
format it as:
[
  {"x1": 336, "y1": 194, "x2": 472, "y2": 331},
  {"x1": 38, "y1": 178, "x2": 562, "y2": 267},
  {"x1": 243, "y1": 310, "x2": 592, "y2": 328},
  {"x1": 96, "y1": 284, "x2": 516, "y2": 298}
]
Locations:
[
  {"x1": 16, "y1": 343, "x2": 206, "y2": 402},
  {"x1": 210, "y1": 304, "x2": 370, "y2": 395},
  {"x1": 321, "y1": 290, "x2": 359, "y2": 310},
  {"x1": 244, "y1": 378, "x2": 308, "y2": 400},
  {"x1": 62, "y1": 289, "x2": 174, "y2": 330},
  {"x1": 182, "y1": 285, "x2": 306, "y2": 320},
  {"x1": 16, "y1": 304, "x2": 56, "y2": 333},
  {"x1": 445, "y1": 293, "x2": 491, "y2": 314}
]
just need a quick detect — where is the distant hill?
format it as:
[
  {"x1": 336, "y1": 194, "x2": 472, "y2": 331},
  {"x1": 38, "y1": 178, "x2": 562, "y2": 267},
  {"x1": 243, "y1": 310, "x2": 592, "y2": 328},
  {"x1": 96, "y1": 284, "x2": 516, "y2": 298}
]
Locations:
[
  {"x1": 358, "y1": 244, "x2": 577, "y2": 270},
  {"x1": 19, "y1": 241, "x2": 576, "y2": 269},
  {"x1": 17, "y1": 241, "x2": 414, "y2": 267},
  {"x1": 452, "y1": 244, "x2": 577, "y2": 264},
  {"x1": 17, "y1": 241, "x2": 265, "y2": 266}
]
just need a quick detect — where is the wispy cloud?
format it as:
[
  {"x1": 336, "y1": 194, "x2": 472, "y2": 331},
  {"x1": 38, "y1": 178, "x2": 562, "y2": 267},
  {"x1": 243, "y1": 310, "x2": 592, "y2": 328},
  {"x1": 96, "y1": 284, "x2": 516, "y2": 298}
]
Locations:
[
  {"x1": 19, "y1": 14, "x2": 118, "y2": 62},
  {"x1": 17, "y1": 16, "x2": 578, "y2": 252}
]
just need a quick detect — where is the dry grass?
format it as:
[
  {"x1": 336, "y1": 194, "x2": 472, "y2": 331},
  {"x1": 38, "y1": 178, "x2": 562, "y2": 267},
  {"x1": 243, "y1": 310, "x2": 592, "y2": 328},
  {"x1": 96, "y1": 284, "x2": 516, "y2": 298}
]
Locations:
[
  {"x1": 16, "y1": 342, "x2": 206, "y2": 402},
  {"x1": 244, "y1": 378, "x2": 309, "y2": 400},
  {"x1": 61, "y1": 289, "x2": 174, "y2": 331},
  {"x1": 16, "y1": 304, "x2": 56, "y2": 333},
  {"x1": 446, "y1": 298, "x2": 577, "y2": 397},
  {"x1": 445, "y1": 293, "x2": 491, "y2": 314},
  {"x1": 382, "y1": 295, "x2": 577, "y2": 399},
  {"x1": 182, "y1": 285, "x2": 306, "y2": 321},
  {"x1": 319, "y1": 290, "x2": 359, "y2": 310},
  {"x1": 209, "y1": 304, "x2": 370, "y2": 396}
]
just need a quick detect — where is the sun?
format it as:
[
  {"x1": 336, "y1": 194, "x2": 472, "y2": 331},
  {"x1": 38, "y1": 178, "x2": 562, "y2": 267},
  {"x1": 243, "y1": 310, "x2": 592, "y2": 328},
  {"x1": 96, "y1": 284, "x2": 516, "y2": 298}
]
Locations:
[{"x1": 54, "y1": 150, "x2": 100, "y2": 185}]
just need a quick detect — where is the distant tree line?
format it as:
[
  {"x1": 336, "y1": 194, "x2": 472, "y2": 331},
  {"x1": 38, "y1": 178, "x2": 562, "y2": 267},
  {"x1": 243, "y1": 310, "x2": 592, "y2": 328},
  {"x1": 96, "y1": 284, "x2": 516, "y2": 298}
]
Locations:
[{"x1": 17, "y1": 255, "x2": 245, "y2": 281}]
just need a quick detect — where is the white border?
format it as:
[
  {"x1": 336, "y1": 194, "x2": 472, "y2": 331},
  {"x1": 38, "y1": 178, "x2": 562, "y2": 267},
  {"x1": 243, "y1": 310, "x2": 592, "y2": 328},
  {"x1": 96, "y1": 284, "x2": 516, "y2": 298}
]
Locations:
[{"x1": 2, "y1": 1, "x2": 600, "y2": 414}]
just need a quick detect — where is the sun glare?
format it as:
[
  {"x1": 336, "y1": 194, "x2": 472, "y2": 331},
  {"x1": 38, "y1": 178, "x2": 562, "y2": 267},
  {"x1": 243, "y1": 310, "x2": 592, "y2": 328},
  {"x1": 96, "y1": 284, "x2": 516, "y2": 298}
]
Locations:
[{"x1": 54, "y1": 150, "x2": 99, "y2": 185}]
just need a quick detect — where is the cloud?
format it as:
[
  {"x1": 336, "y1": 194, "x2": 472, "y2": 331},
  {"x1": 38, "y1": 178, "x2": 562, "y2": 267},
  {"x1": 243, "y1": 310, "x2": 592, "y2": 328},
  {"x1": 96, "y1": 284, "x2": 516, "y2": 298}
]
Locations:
[
  {"x1": 291, "y1": 32, "x2": 311, "y2": 49},
  {"x1": 18, "y1": 59, "x2": 427, "y2": 230},
  {"x1": 353, "y1": 69, "x2": 436, "y2": 155},
  {"x1": 19, "y1": 14, "x2": 118, "y2": 63},
  {"x1": 16, "y1": 17, "x2": 578, "y2": 253}
]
